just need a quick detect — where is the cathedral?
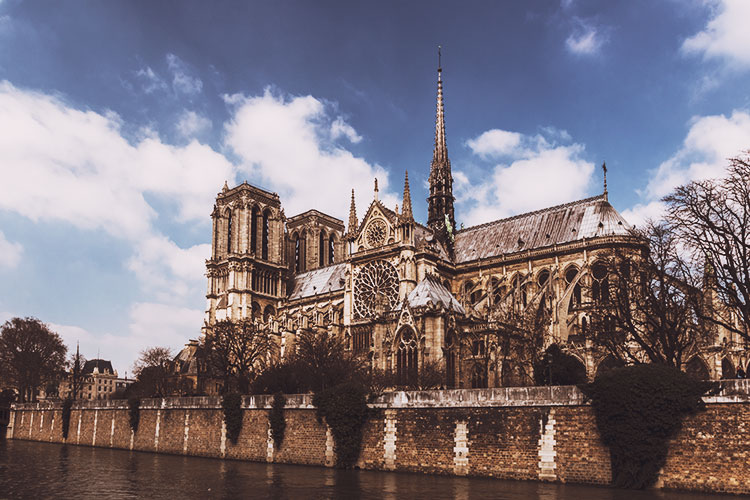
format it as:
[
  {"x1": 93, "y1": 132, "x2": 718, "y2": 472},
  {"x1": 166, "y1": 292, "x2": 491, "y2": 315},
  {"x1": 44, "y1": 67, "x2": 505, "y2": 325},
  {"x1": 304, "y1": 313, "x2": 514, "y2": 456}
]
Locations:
[{"x1": 198, "y1": 61, "x2": 723, "y2": 389}]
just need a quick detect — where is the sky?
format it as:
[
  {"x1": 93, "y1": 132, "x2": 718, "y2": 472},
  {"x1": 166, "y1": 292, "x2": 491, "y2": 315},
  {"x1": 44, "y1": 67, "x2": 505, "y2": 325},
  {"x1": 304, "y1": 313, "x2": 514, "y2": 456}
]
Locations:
[{"x1": 1, "y1": 0, "x2": 749, "y2": 374}]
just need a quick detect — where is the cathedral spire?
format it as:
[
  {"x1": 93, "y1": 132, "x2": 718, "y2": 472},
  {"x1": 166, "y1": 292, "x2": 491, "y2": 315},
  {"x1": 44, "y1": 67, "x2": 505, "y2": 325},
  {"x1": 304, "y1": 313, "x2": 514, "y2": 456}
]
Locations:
[
  {"x1": 347, "y1": 188, "x2": 358, "y2": 235},
  {"x1": 402, "y1": 170, "x2": 413, "y2": 221},
  {"x1": 602, "y1": 161, "x2": 608, "y2": 201},
  {"x1": 427, "y1": 46, "x2": 455, "y2": 243}
]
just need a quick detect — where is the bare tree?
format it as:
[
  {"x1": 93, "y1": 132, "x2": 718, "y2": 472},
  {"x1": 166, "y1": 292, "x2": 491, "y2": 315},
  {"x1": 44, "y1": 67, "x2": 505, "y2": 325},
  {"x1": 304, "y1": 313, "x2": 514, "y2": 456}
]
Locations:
[
  {"x1": 587, "y1": 223, "x2": 710, "y2": 369},
  {"x1": 127, "y1": 346, "x2": 174, "y2": 397},
  {"x1": 202, "y1": 319, "x2": 277, "y2": 394},
  {"x1": 294, "y1": 328, "x2": 367, "y2": 393},
  {"x1": 0, "y1": 317, "x2": 68, "y2": 402},
  {"x1": 665, "y1": 153, "x2": 750, "y2": 342}
]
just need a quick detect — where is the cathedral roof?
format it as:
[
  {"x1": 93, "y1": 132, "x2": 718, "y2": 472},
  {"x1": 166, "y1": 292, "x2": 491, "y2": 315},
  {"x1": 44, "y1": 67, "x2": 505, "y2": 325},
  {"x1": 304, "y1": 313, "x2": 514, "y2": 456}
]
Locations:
[
  {"x1": 289, "y1": 262, "x2": 347, "y2": 300},
  {"x1": 453, "y1": 194, "x2": 632, "y2": 263},
  {"x1": 82, "y1": 359, "x2": 114, "y2": 375},
  {"x1": 401, "y1": 274, "x2": 465, "y2": 314}
]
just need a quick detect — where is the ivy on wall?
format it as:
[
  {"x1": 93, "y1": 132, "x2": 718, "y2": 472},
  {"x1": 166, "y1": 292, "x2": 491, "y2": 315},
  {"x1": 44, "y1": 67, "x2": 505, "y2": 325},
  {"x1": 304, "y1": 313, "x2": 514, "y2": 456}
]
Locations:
[
  {"x1": 581, "y1": 364, "x2": 716, "y2": 489},
  {"x1": 222, "y1": 392, "x2": 243, "y2": 445},
  {"x1": 61, "y1": 398, "x2": 73, "y2": 439},
  {"x1": 270, "y1": 392, "x2": 286, "y2": 449},
  {"x1": 128, "y1": 397, "x2": 141, "y2": 433},
  {"x1": 313, "y1": 382, "x2": 369, "y2": 468}
]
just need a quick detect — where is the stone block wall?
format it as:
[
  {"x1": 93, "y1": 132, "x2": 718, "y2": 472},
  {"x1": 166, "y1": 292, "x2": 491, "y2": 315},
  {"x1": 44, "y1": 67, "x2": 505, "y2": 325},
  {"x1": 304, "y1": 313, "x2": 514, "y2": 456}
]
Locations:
[{"x1": 7, "y1": 383, "x2": 750, "y2": 495}]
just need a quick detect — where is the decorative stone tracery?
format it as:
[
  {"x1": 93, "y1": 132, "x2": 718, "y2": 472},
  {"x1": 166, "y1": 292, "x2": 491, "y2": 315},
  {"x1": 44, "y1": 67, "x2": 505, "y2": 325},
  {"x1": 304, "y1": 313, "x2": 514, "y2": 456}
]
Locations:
[{"x1": 353, "y1": 259, "x2": 399, "y2": 319}]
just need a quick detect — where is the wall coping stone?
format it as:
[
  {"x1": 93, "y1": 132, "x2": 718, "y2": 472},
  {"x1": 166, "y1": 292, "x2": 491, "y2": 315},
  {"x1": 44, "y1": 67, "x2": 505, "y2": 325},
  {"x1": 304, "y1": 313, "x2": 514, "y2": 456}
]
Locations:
[{"x1": 11, "y1": 379, "x2": 750, "y2": 411}]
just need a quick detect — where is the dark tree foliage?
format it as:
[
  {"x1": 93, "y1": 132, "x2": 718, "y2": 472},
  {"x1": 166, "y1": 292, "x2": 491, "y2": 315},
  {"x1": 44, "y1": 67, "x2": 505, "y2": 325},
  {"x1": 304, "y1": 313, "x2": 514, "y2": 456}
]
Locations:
[
  {"x1": 665, "y1": 153, "x2": 750, "y2": 343},
  {"x1": 202, "y1": 319, "x2": 277, "y2": 394},
  {"x1": 0, "y1": 317, "x2": 68, "y2": 402},
  {"x1": 0, "y1": 389, "x2": 16, "y2": 406},
  {"x1": 128, "y1": 347, "x2": 173, "y2": 397},
  {"x1": 270, "y1": 392, "x2": 286, "y2": 449},
  {"x1": 222, "y1": 392, "x2": 243, "y2": 445},
  {"x1": 250, "y1": 359, "x2": 309, "y2": 395},
  {"x1": 534, "y1": 344, "x2": 587, "y2": 386},
  {"x1": 587, "y1": 223, "x2": 710, "y2": 369},
  {"x1": 67, "y1": 349, "x2": 86, "y2": 400},
  {"x1": 313, "y1": 382, "x2": 369, "y2": 468},
  {"x1": 61, "y1": 398, "x2": 73, "y2": 439},
  {"x1": 581, "y1": 364, "x2": 716, "y2": 489},
  {"x1": 128, "y1": 397, "x2": 141, "y2": 433},
  {"x1": 295, "y1": 329, "x2": 368, "y2": 393}
]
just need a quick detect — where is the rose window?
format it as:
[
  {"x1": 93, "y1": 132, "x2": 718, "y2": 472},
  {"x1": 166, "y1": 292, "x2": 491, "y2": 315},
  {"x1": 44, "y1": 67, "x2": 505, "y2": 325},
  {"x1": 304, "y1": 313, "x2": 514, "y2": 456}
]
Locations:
[
  {"x1": 353, "y1": 259, "x2": 399, "y2": 319},
  {"x1": 365, "y1": 219, "x2": 387, "y2": 248}
]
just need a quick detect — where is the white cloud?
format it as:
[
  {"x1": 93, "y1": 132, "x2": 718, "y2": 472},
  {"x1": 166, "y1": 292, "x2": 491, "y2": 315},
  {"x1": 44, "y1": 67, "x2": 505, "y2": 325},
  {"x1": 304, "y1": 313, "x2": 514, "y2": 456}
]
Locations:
[
  {"x1": 176, "y1": 110, "x2": 212, "y2": 138},
  {"x1": 0, "y1": 80, "x2": 234, "y2": 303},
  {"x1": 224, "y1": 89, "x2": 396, "y2": 219},
  {"x1": 136, "y1": 66, "x2": 168, "y2": 94},
  {"x1": 621, "y1": 201, "x2": 667, "y2": 229},
  {"x1": 330, "y1": 116, "x2": 362, "y2": 144},
  {"x1": 466, "y1": 129, "x2": 522, "y2": 159},
  {"x1": 458, "y1": 129, "x2": 595, "y2": 226},
  {"x1": 566, "y1": 22, "x2": 605, "y2": 56},
  {"x1": 682, "y1": 0, "x2": 750, "y2": 69},
  {"x1": 0, "y1": 230, "x2": 22, "y2": 269},
  {"x1": 167, "y1": 53, "x2": 203, "y2": 95},
  {"x1": 644, "y1": 110, "x2": 750, "y2": 199},
  {"x1": 49, "y1": 302, "x2": 203, "y2": 377}
]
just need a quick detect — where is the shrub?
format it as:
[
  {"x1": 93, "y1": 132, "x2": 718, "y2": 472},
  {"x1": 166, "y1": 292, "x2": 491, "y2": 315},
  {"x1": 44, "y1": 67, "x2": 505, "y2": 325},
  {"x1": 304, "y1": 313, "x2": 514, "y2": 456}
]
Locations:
[
  {"x1": 534, "y1": 344, "x2": 587, "y2": 386},
  {"x1": 580, "y1": 364, "x2": 716, "y2": 489},
  {"x1": 313, "y1": 381, "x2": 369, "y2": 468},
  {"x1": 128, "y1": 397, "x2": 141, "y2": 433},
  {"x1": 61, "y1": 398, "x2": 73, "y2": 439},
  {"x1": 269, "y1": 392, "x2": 286, "y2": 449},
  {"x1": 222, "y1": 392, "x2": 243, "y2": 445}
]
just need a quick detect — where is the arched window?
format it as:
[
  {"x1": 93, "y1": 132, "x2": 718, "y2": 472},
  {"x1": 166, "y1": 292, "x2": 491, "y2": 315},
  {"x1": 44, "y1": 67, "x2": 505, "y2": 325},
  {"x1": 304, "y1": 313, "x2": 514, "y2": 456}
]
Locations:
[
  {"x1": 565, "y1": 266, "x2": 581, "y2": 309},
  {"x1": 251, "y1": 302, "x2": 260, "y2": 320},
  {"x1": 319, "y1": 230, "x2": 326, "y2": 267},
  {"x1": 396, "y1": 328, "x2": 418, "y2": 387},
  {"x1": 262, "y1": 210, "x2": 270, "y2": 260},
  {"x1": 294, "y1": 233, "x2": 301, "y2": 273},
  {"x1": 491, "y1": 278, "x2": 505, "y2": 305},
  {"x1": 329, "y1": 235, "x2": 335, "y2": 265},
  {"x1": 251, "y1": 206, "x2": 259, "y2": 255},
  {"x1": 471, "y1": 364, "x2": 487, "y2": 389},
  {"x1": 226, "y1": 210, "x2": 233, "y2": 254},
  {"x1": 263, "y1": 305, "x2": 275, "y2": 323},
  {"x1": 511, "y1": 274, "x2": 528, "y2": 309},
  {"x1": 592, "y1": 262, "x2": 610, "y2": 304}
]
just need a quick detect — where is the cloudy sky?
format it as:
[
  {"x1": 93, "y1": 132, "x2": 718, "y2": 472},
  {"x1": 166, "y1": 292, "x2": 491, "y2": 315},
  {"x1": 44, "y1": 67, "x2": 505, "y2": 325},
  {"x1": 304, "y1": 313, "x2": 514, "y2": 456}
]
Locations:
[{"x1": 1, "y1": 0, "x2": 749, "y2": 374}]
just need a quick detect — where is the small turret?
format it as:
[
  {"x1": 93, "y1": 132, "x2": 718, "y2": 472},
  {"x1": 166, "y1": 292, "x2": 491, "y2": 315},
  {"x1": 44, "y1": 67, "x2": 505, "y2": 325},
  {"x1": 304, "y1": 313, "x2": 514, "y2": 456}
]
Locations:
[
  {"x1": 347, "y1": 189, "x2": 358, "y2": 237},
  {"x1": 402, "y1": 170, "x2": 414, "y2": 221}
]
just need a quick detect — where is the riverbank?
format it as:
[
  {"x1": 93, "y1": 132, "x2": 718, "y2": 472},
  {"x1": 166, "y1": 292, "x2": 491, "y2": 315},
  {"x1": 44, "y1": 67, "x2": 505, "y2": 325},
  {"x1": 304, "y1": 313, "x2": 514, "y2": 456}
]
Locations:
[{"x1": 7, "y1": 382, "x2": 750, "y2": 495}]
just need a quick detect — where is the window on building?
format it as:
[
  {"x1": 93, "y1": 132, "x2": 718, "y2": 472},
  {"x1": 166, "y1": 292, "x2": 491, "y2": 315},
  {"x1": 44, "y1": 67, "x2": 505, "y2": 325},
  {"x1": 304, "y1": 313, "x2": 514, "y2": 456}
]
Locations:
[
  {"x1": 226, "y1": 210, "x2": 233, "y2": 254},
  {"x1": 591, "y1": 262, "x2": 610, "y2": 305},
  {"x1": 262, "y1": 210, "x2": 270, "y2": 260},
  {"x1": 471, "y1": 364, "x2": 487, "y2": 389},
  {"x1": 565, "y1": 266, "x2": 582, "y2": 308},
  {"x1": 319, "y1": 230, "x2": 326, "y2": 267},
  {"x1": 251, "y1": 206, "x2": 259, "y2": 254},
  {"x1": 329, "y1": 235, "x2": 335, "y2": 265},
  {"x1": 396, "y1": 328, "x2": 418, "y2": 387}
]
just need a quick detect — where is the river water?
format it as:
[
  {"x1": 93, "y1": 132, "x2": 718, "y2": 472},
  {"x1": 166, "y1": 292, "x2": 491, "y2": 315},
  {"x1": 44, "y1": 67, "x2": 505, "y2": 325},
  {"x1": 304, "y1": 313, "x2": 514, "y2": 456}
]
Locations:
[{"x1": 0, "y1": 440, "x2": 740, "y2": 499}]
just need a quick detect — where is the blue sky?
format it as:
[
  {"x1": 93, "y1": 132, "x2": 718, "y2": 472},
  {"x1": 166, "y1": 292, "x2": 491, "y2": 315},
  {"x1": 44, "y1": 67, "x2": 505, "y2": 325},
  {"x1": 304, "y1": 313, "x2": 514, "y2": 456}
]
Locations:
[{"x1": 1, "y1": 0, "x2": 749, "y2": 374}]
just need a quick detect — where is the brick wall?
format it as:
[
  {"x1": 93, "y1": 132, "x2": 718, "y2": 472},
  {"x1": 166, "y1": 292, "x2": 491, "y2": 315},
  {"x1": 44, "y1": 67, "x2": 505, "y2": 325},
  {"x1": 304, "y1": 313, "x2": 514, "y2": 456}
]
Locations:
[{"x1": 7, "y1": 383, "x2": 750, "y2": 495}]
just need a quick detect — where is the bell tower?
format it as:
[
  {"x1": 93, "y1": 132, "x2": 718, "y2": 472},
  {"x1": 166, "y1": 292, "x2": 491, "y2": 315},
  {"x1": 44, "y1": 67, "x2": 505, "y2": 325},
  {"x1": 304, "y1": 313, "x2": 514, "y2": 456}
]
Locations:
[{"x1": 427, "y1": 47, "x2": 455, "y2": 244}]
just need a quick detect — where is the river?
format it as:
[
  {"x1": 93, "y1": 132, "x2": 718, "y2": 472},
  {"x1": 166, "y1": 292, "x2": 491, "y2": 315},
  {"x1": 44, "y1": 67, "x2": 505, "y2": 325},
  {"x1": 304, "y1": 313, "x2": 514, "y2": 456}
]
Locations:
[{"x1": 0, "y1": 440, "x2": 740, "y2": 499}]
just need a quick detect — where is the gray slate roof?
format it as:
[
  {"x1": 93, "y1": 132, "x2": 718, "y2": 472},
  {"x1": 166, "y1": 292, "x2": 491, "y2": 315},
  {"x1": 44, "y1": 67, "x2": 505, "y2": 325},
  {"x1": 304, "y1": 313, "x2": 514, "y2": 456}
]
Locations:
[
  {"x1": 454, "y1": 194, "x2": 631, "y2": 263},
  {"x1": 400, "y1": 274, "x2": 466, "y2": 314},
  {"x1": 289, "y1": 262, "x2": 347, "y2": 300}
]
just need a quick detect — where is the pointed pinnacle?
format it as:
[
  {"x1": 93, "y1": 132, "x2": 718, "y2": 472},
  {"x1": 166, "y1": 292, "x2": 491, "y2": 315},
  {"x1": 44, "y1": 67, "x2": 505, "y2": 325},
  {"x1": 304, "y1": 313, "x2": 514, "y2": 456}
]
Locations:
[
  {"x1": 348, "y1": 188, "x2": 358, "y2": 235},
  {"x1": 402, "y1": 170, "x2": 413, "y2": 221}
]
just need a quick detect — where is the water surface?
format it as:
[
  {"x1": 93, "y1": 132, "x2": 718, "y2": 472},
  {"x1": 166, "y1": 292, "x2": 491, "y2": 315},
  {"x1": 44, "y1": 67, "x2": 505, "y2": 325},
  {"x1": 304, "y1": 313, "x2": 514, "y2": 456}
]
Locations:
[{"x1": 0, "y1": 440, "x2": 737, "y2": 499}]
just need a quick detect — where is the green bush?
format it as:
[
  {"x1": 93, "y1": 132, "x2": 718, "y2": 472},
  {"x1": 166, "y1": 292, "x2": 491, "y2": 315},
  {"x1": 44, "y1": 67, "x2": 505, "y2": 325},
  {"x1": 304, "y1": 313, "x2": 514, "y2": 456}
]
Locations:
[
  {"x1": 270, "y1": 392, "x2": 286, "y2": 449},
  {"x1": 580, "y1": 364, "x2": 716, "y2": 489},
  {"x1": 313, "y1": 381, "x2": 369, "y2": 468},
  {"x1": 128, "y1": 397, "x2": 141, "y2": 433},
  {"x1": 61, "y1": 398, "x2": 73, "y2": 439},
  {"x1": 222, "y1": 392, "x2": 243, "y2": 445}
]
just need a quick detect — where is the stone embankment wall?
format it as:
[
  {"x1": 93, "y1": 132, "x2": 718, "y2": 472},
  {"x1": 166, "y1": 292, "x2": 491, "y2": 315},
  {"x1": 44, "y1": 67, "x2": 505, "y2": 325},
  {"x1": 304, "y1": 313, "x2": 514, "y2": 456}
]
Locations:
[{"x1": 7, "y1": 382, "x2": 750, "y2": 495}]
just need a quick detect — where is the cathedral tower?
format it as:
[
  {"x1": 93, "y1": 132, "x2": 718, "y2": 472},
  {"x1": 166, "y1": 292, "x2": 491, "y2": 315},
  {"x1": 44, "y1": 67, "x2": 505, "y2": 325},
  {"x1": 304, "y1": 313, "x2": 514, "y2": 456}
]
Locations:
[{"x1": 427, "y1": 48, "x2": 456, "y2": 244}]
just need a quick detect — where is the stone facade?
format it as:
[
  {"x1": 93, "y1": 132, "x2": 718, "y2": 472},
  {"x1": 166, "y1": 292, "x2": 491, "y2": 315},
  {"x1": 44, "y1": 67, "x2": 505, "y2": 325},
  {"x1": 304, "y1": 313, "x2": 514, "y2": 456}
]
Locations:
[{"x1": 9, "y1": 381, "x2": 750, "y2": 495}]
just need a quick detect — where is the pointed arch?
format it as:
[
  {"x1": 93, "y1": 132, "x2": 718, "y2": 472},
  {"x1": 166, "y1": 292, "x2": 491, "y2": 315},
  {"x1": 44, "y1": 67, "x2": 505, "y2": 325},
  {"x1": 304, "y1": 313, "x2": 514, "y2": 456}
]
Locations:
[
  {"x1": 319, "y1": 229, "x2": 326, "y2": 267},
  {"x1": 722, "y1": 357, "x2": 736, "y2": 379},
  {"x1": 328, "y1": 234, "x2": 336, "y2": 265},
  {"x1": 395, "y1": 326, "x2": 418, "y2": 387},
  {"x1": 251, "y1": 205, "x2": 260, "y2": 255},
  {"x1": 685, "y1": 356, "x2": 710, "y2": 380},
  {"x1": 262, "y1": 209, "x2": 270, "y2": 260}
]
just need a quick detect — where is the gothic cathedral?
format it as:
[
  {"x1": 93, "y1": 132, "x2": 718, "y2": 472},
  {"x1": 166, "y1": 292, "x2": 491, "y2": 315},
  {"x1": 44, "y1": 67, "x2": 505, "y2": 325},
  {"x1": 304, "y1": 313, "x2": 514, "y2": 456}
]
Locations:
[{"x1": 202, "y1": 61, "x2": 647, "y2": 389}]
